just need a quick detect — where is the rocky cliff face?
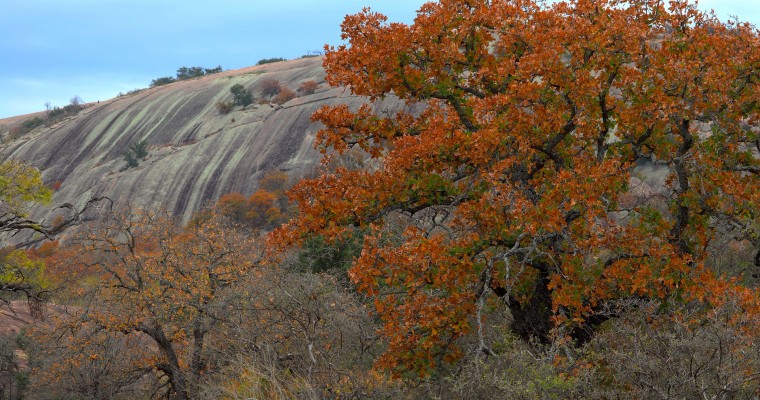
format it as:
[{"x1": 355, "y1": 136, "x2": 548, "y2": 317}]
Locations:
[{"x1": 0, "y1": 57, "x2": 410, "y2": 226}]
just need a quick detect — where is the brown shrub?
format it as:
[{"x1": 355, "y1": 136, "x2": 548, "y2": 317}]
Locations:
[
  {"x1": 259, "y1": 78, "x2": 282, "y2": 98},
  {"x1": 579, "y1": 300, "x2": 760, "y2": 399},
  {"x1": 298, "y1": 80, "x2": 319, "y2": 95},
  {"x1": 216, "y1": 100, "x2": 234, "y2": 114},
  {"x1": 273, "y1": 87, "x2": 296, "y2": 105}
]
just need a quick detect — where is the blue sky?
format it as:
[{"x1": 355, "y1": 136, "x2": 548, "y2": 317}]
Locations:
[{"x1": 1, "y1": 0, "x2": 758, "y2": 119}]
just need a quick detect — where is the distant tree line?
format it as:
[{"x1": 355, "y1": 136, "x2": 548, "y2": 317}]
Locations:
[
  {"x1": 256, "y1": 57, "x2": 286, "y2": 65},
  {"x1": 150, "y1": 66, "x2": 224, "y2": 88}
]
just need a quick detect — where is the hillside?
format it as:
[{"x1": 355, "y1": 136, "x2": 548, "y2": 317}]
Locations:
[{"x1": 0, "y1": 57, "x2": 411, "y2": 225}]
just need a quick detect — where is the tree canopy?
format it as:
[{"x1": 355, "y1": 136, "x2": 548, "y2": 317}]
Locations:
[
  {"x1": 44, "y1": 210, "x2": 263, "y2": 399},
  {"x1": 280, "y1": 0, "x2": 760, "y2": 375},
  {"x1": 0, "y1": 158, "x2": 107, "y2": 311}
]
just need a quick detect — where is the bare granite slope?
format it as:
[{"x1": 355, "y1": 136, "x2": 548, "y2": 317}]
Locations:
[{"x1": 0, "y1": 57, "x2": 411, "y2": 225}]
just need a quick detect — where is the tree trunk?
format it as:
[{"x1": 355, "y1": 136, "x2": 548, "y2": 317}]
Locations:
[{"x1": 505, "y1": 270, "x2": 554, "y2": 344}]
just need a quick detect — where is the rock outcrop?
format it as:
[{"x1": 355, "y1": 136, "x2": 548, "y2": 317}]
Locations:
[{"x1": 0, "y1": 57, "x2": 410, "y2": 226}]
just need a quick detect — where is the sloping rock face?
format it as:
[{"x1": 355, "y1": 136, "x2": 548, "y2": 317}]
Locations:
[{"x1": 0, "y1": 58, "x2": 410, "y2": 225}]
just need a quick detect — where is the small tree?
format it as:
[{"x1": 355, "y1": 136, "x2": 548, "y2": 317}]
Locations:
[
  {"x1": 68, "y1": 96, "x2": 83, "y2": 108},
  {"x1": 53, "y1": 210, "x2": 263, "y2": 400},
  {"x1": 229, "y1": 84, "x2": 253, "y2": 107}
]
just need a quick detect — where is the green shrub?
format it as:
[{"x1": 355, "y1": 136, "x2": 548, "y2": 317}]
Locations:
[
  {"x1": 123, "y1": 140, "x2": 148, "y2": 169},
  {"x1": 130, "y1": 140, "x2": 148, "y2": 159},
  {"x1": 230, "y1": 84, "x2": 253, "y2": 107},
  {"x1": 21, "y1": 117, "x2": 45, "y2": 131},
  {"x1": 296, "y1": 232, "x2": 363, "y2": 275},
  {"x1": 123, "y1": 151, "x2": 139, "y2": 169},
  {"x1": 47, "y1": 106, "x2": 64, "y2": 119}
]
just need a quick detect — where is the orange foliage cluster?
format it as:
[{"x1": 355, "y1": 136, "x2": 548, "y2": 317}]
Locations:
[
  {"x1": 278, "y1": 0, "x2": 760, "y2": 376},
  {"x1": 216, "y1": 170, "x2": 290, "y2": 229},
  {"x1": 37, "y1": 209, "x2": 264, "y2": 399}
]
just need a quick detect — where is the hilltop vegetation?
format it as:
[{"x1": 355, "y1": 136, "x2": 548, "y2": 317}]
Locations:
[
  {"x1": 150, "y1": 66, "x2": 224, "y2": 88},
  {"x1": 1, "y1": 0, "x2": 759, "y2": 399}
]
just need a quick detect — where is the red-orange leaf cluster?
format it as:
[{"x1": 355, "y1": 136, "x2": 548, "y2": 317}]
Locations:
[{"x1": 281, "y1": 0, "x2": 760, "y2": 376}]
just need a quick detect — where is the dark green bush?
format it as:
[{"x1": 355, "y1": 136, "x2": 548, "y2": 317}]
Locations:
[
  {"x1": 256, "y1": 57, "x2": 286, "y2": 65},
  {"x1": 130, "y1": 140, "x2": 148, "y2": 159},
  {"x1": 47, "y1": 106, "x2": 64, "y2": 119},
  {"x1": 150, "y1": 76, "x2": 176, "y2": 87},
  {"x1": 123, "y1": 140, "x2": 148, "y2": 169},
  {"x1": 123, "y1": 152, "x2": 138, "y2": 169},
  {"x1": 21, "y1": 117, "x2": 45, "y2": 131},
  {"x1": 176, "y1": 66, "x2": 205, "y2": 80},
  {"x1": 204, "y1": 66, "x2": 223, "y2": 74},
  {"x1": 230, "y1": 84, "x2": 253, "y2": 107}
]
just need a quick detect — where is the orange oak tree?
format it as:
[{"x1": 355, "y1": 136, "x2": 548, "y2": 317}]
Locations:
[
  {"x1": 281, "y1": 0, "x2": 760, "y2": 375},
  {"x1": 53, "y1": 209, "x2": 263, "y2": 399}
]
